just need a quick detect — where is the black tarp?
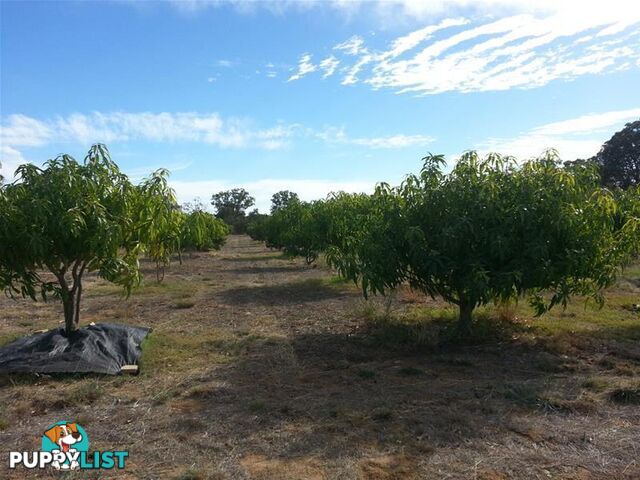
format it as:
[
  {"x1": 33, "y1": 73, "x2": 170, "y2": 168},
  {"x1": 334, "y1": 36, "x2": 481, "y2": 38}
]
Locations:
[{"x1": 0, "y1": 323, "x2": 151, "y2": 375}]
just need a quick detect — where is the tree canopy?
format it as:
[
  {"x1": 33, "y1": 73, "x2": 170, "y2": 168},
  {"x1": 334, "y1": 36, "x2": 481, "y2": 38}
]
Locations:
[
  {"x1": 135, "y1": 169, "x2": 182, "y2": 282},
  {"x1": 594, "y1": 120, "x2": 640, "y2": 189},
  {"x1": 270, "y1": 190, "x2": 299, "y2": 213},
  {"x1": 211, "y1": 188, "x2": 255, "y2": 233},
  {"x1": 0, "y1": 145, "x2": 144, "y2": 335}
]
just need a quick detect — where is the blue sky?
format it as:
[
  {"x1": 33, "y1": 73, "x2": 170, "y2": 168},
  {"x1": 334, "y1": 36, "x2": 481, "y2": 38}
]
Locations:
[{"x1": 1, "y1": 0, "x2": 640, "y2": 211}]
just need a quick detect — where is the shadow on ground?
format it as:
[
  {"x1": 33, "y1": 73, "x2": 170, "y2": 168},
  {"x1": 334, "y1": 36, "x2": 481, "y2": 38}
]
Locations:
[
  {"x1": 225, "y1": 265, "x2": 311, "y2": 275},
  {"x1": 169, "y1": 328, "x2": 576, "y2": 463},
  {"x1": 218, "y1": 279, "x2": 353, "y2": 306}
]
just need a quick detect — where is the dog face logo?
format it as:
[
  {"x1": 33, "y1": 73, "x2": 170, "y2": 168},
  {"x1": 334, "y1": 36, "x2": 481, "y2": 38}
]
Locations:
[
  {"x1": 41, "y1": 421, "x2": 89, "y2": 470},
  {"x1": 44, "y1": 423, "x2": 82, "y2": 453}
]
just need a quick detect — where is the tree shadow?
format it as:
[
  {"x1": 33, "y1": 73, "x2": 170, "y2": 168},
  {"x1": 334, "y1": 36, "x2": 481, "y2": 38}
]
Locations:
[
  {"x1": 176, "y1": 328, "x2": 570, "y2": 463},
  {"x1": 225, "y1": 265, "x2": 310, "y2": 275},
  {"x1": 222, "y1": 253, "x2": 288, "y2": 262},
  {"x1": 218, "y1": 279, "x2": 352, "y2": 306}
]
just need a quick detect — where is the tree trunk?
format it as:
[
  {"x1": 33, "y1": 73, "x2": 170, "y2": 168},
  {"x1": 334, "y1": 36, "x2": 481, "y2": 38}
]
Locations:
[
  {"x1": 57, "y1": 261, "x2": 86, "y2": 337},
  {"x1": 156, "y1": 262, "x2": 165, "y2": 283},
  {"x1": 62, "y1": 289, "x2": 80, "y2": 336},
  {"x1": 457, "y1": 301, "x2": 474, "y2": 335}
]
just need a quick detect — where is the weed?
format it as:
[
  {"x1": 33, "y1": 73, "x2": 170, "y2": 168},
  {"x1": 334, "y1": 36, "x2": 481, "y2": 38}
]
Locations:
[
  {"x1": 174, "y1": 468, "x2": 204, "y2": 480},
  {"x1": 501, "y1": 383, "x2": 540, "y2": 408},
  {"x1": 173, "y1": 300, "x2": 196, "y2": 309},
  {"x1": 398, "y1": 366, "x2": 424, "y2": 376},
  {"x1": 356, "y1": 369, "x2": 376, "y2": 379},
  {"x1": 581, "y1": 377, "x2": 610, "y2": 392},
  {"x1": 538, "y1": 396, "x2": 597, "y2": 414},
  {"x1": 67, "y1": 381, "x2": 104, "y2": 404},
  {"x1": 248, "y1": 400, "x2": 267, "y2": 413},
  {"x1": 371, "y1": 408, "x2": 393, "y2": 421},
  {"x1": 609, "y1": 387, "x2": 640, "y2": 405},
  {"x1": 0, "y1": 333, "x2": 20, "y2": 347}
]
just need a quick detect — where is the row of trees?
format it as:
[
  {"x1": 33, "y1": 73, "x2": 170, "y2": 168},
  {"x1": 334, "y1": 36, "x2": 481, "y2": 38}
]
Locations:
[
  {"x1": 209, "y1": 188, "x2": 300, "y2": 234},
  {"x1": 248, "y1": 150, "x2": 640, "y2": 332},
  {"x1": 0, "y1": 145, "x2": 229, "y2": 335}
]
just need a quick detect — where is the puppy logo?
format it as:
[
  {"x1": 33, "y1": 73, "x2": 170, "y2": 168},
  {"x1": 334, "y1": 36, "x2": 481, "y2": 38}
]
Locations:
[{"x1": 41, "y1": 421, "x2": 89, "y2": 470}]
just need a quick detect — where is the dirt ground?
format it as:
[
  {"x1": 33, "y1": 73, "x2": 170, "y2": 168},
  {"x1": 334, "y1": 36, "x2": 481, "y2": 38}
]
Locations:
[{"x1": 1, "y1": 235, "x2": 639, "y2": 479}]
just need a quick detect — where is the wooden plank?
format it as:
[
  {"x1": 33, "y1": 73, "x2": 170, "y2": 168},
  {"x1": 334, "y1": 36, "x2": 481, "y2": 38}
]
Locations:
[{"x1": 120, "y1": 365, "x2": 139, "y2": 375}]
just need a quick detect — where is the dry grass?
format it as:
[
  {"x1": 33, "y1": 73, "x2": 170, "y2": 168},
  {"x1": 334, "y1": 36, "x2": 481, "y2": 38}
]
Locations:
[{"x1": 0, "y1": 236, "x2": 639, "y2": 479}]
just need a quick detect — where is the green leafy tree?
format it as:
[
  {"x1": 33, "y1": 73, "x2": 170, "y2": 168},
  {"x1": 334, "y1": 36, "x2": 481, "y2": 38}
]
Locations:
[
  {"x1": 211, "y1": 188, "x2": 255, "y2": 233},
  {"x1": 593, "y1": 120, "x2": 640, "y2": 189},
  {"x1": 613, "y1": 185, "x2": 640, "y2": 259},
  {"x1": 181, "y1": 211, "x2": 229, "y2": 252},
  {"x1": 0, "y1": 145, "x2": 145, "y2": 336},
  {"x1": 270, "y1": 190, "x2": 299, "y2": 213},
  {"x1": 246, "y1": 209, "x2": 269, "y2": 242},
  {"x1": 136, "y1": 169, "x2": 183, "y2": 282},
  {"x1": 261, "y1": 200, "x2": 325, "y2": 263},
  {"x1": 328, "y1": 151, "x2": 639, "y2": 333}
]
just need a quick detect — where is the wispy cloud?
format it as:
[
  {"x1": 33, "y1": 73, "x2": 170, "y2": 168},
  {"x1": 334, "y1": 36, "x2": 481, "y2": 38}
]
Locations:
[
  {"x1": 530, "y1": 109, "x2": 640, "y2": 136},
  {"x1": 477, "y1": 108, "x2": 640, "y2": 160},
  {"x1": 1, "y1": 112, "x2": 298, "y2": 150},
  {"x1": 0, "y1": 114, "x2": 53, "y2": 147},
  {"x1": 0, "y1": 145, "x2": 30, "y2": 180},
  {"x1": 0, "y1": 112, "x2": 301, "y2": 179},
  {"x1": 288, "y1": 53, "x2": 317, "y2": 81},
  {"x1": 334, "y1": 36, "x2": 367, "y2": 55},
  {"x1": 125, "y1": 160, "x2": 193, "y2": 181},
  {"x1": 215, "y1": 59, "x2": 235, "y2": 67},
  {"x1": 288, "y1": 5, "x2": 640, "y2": 94},
  {"x1": 315, "y1": 126, "x2": 434, "y2": 149},
  {"x1": 161, "y1": 1, "x2": 640, "y2": 30},
  {"x1": 319, "y1": 56, "x2": 340, "y2": 78}
]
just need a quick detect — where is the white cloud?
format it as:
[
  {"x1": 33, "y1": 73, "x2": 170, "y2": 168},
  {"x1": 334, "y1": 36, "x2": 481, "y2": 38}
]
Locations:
[
  {"x1": 351, "y1": 133, "x2": 434, "y2": 148},
  {"x1": 342, "y1": 54, "x2": 374, "y2": 85},
  {"x1": 319, "y1": 56, "x2": 340, "y2": 78},
  {"x1": 0, "y1": 112, "x2": 298, "y2": 150},
  {"x1": 0, "y1": 114, "x2": 52, "y2": 147},
  {"x1": 0, "y1": 145, "x2": 29, "y2": 181},
  {"x1": 531, "y1": 108, "x2": 640, "y2": 136},
  {"x1": 288, "y1": 53, "x2": 317, "y2": 81},
  {"x1": 480, "y1": 135, "x2": 603, "y2": 161},
  {"x1": 171, "y1": 178, "x2": 375, "y2": 213},
  {"x1": 381, "y1": 17, "x2": 470, "y2": 59},
  {"x1": 162, "y1": 1, "x2": 639, "y2": 28},
  {"x1": 315, "y1": 126, "x2": 434, "y2": 148},
  {"x1": 286, "y1": 3, "x2": 640, "y2": 94},
  {"x1": 477, "y1": 108, "x2": 640, "y2": 160},
  {"x1": 215, "y1": 59, "x2": 235, "y2": 67},
  {"x1": 0, "y1": 112, "x2": 302, "y2": 180},
  {"x1": 334, "y1": 35, "x2": 367, "y2": 55},
  {"x1": 124, "y1": 160, "x2": 193, "y2": 181}
]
